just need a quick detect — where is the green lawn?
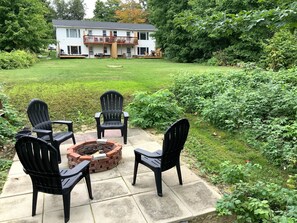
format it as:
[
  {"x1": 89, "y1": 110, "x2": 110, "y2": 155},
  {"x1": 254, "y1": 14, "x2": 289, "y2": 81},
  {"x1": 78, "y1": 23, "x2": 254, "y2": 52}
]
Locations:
[{"x1": 0, "y1": 58, "x2": 237, "y2": 127}]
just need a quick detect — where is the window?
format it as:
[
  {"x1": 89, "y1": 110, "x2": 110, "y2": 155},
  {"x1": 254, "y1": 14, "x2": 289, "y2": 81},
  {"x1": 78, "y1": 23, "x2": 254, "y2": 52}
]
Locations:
[
  {"x1": 88, "y1": 30, "x2": 92, "y2": 35},
  {"x1": 66, "y1": 29, "x2": 80, "y2": 38},
  {"x1": 104, "y1": 47, "x2": 107, "y2": 54},
  {"x1": 103, "y1": 30, "x2": 106, "y2": 36},
  {"x1": 137, "y1": 47, "x2": 149, "y2": 55},
  {"x1": 67, "y1": 46, "x2": 81, "y2": 55},
  {"x1": 113, "y1": 31, "x2": 117, "y2": 37},
  {"x1": 138, "y1": 32, "x2": 149, "y2": 40},
  {"x1": 126, "y1": 32, "x2": 131, "y2": 37}
]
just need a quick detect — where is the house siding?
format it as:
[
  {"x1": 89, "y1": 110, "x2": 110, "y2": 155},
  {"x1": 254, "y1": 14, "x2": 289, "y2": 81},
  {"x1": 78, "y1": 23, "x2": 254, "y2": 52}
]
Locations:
[{"x1": 53, "y1": 20, "x2": 156, "y2": 58}]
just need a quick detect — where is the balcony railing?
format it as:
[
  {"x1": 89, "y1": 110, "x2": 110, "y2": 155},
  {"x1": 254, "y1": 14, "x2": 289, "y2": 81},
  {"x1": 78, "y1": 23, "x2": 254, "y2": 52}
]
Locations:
[{"x1": 83, "y1": 35, "x2": 138, "y2": 45}]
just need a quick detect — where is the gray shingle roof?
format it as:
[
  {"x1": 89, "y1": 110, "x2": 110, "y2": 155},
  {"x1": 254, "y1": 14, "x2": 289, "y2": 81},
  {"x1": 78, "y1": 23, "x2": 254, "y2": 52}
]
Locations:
[{"x1": 52, "y1": 20, "x2": 156, "y2": 31}]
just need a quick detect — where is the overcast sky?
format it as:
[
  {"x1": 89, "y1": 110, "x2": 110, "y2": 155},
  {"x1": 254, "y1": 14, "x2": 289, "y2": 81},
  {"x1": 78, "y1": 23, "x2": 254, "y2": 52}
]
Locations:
[{"x1": 84, "y1": 0, "x2": 96, "y2": 18}]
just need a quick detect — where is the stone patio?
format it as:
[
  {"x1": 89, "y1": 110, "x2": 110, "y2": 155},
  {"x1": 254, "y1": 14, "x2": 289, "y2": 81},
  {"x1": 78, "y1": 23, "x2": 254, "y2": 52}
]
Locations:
[{"x1": 0, "y1": 128, "x2": 224, "y2": 223}]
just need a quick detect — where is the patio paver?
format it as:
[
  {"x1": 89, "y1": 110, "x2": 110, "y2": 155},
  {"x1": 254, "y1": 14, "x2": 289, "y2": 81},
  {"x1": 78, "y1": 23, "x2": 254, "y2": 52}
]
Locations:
[{"x1": 0, "y1": 128, "x2": 223, "y2": 223}]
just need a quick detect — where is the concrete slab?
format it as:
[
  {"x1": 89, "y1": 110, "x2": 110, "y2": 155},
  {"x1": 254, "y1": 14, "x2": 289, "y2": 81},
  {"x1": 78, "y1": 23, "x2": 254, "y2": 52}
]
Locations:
[
  {"x1": 162, "y1": 165, "x2": 202, "y2": 187},
  {"x1": 44, "y1": 182, "x2": 90, "y2": 212},
  {"x1": 90, "y1": 168, "x2": 121, "y2": 182},
  {"x1": 171, "y1": 181, "x2": 221, "y2": 216},
  {"x1": 92, "y1": 196, "x2": 146, "y2": 223},
  {"x1": 91, "y1": 177, "x2": 130, "y2": 202},
  {"x1": 0, "y1": 193, "x2": 43, "y2": 221},
  {"x1": 8, "y1": 161, "x2": 26, "y2": 176},
  {"x1": 0, "y1": 215, "x2": 43, "y2": 223},
  {"x1": 43, "y1": 204, "x2": 94, "y2": 223},
  {"x1": 116, "y1": 158, "x2": 150, "y2": 176},
  {"x1": 134, "y1": 190, "x2": 192, "y2": 223},
  {"x1": 122, "y1": 172, "x2": 170, "y2": 195},
  {"x1": 1, "y1": 175, "x2": 32, "y2": 197}
]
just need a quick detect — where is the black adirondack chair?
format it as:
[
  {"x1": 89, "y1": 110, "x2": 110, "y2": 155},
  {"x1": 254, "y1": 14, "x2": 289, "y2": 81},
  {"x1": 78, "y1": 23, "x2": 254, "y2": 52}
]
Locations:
[
  {"x1": 132, "y1": 118, "x2": 190, "y2": 197},
  {"x1": 95, "y1": 90, "x2": 129, "y2": 144},
  {"x1": 15, "y1": 136, "x2": 93, "y2": 223},
  {"x1": 27, "y1": 99, "x2": 76, "y2": 163}
]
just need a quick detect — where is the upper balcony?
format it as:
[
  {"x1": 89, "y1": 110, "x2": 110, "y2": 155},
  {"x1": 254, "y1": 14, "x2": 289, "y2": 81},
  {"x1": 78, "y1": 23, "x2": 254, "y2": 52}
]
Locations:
[{"x1": 83, "y1": 35, "x2": 138, "y2": 45}]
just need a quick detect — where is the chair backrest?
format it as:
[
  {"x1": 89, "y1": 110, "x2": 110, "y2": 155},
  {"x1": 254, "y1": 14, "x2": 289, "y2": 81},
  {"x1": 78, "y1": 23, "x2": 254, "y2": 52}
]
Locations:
[
  {"x1": 161, "y1": 118, "x2": 190, "y2": 171},
  {"x1": 100, "y1": 90, "x2": 123, "y2": 122},
  {"x1": 15, "y1": 136, "x2": 62, "y2": 194},
  {"x1": 27, "y1": 99, "x2": 52, "y2": 131}
]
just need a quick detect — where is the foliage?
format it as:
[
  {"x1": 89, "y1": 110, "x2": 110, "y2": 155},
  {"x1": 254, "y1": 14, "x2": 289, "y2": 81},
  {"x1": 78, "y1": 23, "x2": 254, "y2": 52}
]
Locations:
[
  {"x1": 150, "y1": 0, "x2": 297, "y2": 64},
  {"x1": 127, "y1": 89, "x2": 183, "y2": 131},
  {"x1": 216, "y1": 181, "x2": 297, "y2": 222},
  {"x1": 0, "y1": 84, "x2": 24, "y2": 147},
  {"x1": 262, "y1": 29, "x2": 297, "y2": 71},
  {"x1": 0, "y1": 0, "x2": 53, "y2": 52},
  {"x1": 0, "y1": 50, "x2": 38, "y2": 70},
  {"x1": 148, "y1": 0, "x2": 196, "y2": 62},
  {"x1": 215, "y1": 161, "x2": 262, "y2": 185},
  {"x1": 171, "y1": 69, "x2": 297, "y2": 169},
  {"x1": 115, "y1": 0, "x2": 148, "y2": 23},
  {"x1": 52, "y1": 0, "x2": 86, "y2": 20},
  {"x1": 93, "y1": 0, "x2": 121, "y2": 22}
]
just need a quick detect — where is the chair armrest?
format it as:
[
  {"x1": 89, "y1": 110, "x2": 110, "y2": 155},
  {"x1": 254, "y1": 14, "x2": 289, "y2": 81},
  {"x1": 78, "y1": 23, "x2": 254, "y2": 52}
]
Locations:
[
  {"x1": 32, "y1": 128, "x2": 54, "y2": 142},
  {"x1": 123, "y1": 111, "x2": 129, "y2": 118},
  {"x1": 95, "y1": 112, "x2": 102, "y2": 119},
  {"x1": 52, "y1": 120, "x2": 73, "y2": 132},
  {"x1": 60, "y1": 160, "x2": 90, "y2": 178},
  {"x1": 134, "y1": 148, "x2": 162, "y2": 158}
]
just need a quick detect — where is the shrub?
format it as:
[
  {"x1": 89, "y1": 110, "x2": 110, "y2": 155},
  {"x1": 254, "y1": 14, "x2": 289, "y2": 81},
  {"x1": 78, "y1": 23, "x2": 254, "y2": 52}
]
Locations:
[
  {"x1": 262, "y1": 29, "x2": 297, "y2": 71},
  {"x1": 127, "y1": 89, "x2": 183, "y2": 131},
  {"x1": 0, "y1": 50, "x2": 38, "y2": 70},
  {"x1": 216, "y1": 181, "x2": 297, "y2": 223},
  {"x1": 171, "y1": 69, "x2": 297, "y2": 169},
  {"x1": 0, "y1": 84, "x2": 24, "y2": 147}
]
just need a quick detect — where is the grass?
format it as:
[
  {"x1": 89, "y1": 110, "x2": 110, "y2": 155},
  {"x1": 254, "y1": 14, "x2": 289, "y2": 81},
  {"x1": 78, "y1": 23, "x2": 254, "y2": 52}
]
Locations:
[
  {"x1": 0, "y1": 58, "x2": 288, "y2": 191},
  {"x1": 0, "y1": 58, "x2": 237, "y2": 128}
]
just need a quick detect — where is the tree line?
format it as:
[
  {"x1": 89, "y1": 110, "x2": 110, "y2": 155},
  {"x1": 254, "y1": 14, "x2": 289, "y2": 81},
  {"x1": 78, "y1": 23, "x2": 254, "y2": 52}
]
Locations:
[{"x1": 1, "y1": 0, "x2": 296, "y2": 70}]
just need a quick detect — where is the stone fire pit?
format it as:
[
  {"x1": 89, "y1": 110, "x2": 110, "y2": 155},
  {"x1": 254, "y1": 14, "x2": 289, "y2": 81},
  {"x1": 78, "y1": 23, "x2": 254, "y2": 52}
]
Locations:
[{"x1": 67, "y1": 139, "x2": 122, "y2": 173}]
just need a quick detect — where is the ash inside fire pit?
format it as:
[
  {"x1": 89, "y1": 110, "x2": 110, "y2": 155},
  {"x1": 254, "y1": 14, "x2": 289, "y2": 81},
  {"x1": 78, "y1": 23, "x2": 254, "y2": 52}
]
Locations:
[{"x1": 67, "y1": 140, "x2": 122, "y2": 173}]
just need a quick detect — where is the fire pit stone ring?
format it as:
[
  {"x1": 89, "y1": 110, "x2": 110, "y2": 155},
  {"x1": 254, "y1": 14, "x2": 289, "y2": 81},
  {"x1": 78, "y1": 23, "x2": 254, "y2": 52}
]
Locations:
[{"x1": 67, "y1": 139, "x2": 122, "y2": 173}]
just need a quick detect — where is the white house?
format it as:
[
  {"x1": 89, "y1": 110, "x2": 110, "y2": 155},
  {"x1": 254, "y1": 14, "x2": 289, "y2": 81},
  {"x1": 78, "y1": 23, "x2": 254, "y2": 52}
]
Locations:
[{"x1": 52, "y1": 20, "x2": 157, "y2": 58}]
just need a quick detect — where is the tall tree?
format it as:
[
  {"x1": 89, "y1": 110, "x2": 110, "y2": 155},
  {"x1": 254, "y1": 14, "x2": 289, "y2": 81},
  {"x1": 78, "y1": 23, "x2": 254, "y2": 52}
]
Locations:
[
  {"x1": 115, "y1": 0, "x2": 148, "y2": 23},
  {"x1": 52, "y1": 0, "x2": 70, "y2": 19},
  {"x1": 148, "y1": 0, "x2": 192, "y2": 62},
  {"x1": 0, "y1": 0, "x2": 52, "y2": 52},
  {"x1": 68, "y1": 0, "x2": 85, "y2": 20},
  {"x1": 93, "y1": 0, "x2": 120, "y2": 22},
  {"x1": 52, "y1": 0, "x2": 86, "y2": 20}
]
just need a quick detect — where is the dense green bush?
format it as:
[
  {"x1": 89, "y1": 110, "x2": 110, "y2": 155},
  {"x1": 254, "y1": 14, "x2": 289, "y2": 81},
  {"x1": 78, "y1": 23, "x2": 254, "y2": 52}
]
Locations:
[
  {"x1": 262, "y1": 29, "x2": 297, "y2": 71},
  {"x1": 0, "y1": 50, "x2": 38, "y2": 70},
  {"x1": 216, "y1": 161, "x2": 297, "y2": 222},
  {"x1": 127, "y1": 89, "x2": 183, "y2": 131},
  {"x1": 0, "y1": 85, "x2": 24, "y2": 147},
  {"x1": 171, "y1": 69, "x2": 297, "y2": 169}
]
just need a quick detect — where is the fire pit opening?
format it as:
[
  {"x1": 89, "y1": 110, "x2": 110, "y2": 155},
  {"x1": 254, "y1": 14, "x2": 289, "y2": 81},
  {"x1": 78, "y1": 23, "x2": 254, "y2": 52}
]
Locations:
[{"x1": 67, "y1": 139, "x2": 122, "y2": 173}]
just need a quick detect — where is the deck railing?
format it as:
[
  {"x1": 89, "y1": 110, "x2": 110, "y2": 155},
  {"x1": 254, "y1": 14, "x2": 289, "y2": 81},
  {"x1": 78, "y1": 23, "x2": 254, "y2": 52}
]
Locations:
[{"x1": 83, "y1": 35, "x2": 138, "y2": 45}]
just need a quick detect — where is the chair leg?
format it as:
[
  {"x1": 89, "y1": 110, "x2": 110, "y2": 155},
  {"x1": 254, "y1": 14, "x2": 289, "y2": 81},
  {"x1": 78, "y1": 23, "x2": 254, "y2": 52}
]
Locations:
[
  {"x1": 132, "y1": 161, "x2": 139, "y2": 185},
  {"x1": 62, "y1": 193, "x2": 71, "y2": 223},
  {"x1": 123, "y1": 128, "x2": 127, "y2": 144},
  {"x1": 154, "y1": 170, "x2": 163, "y2": 197},
  {"x1": 102, "y1": 130, "x2": 105, "y2": 137},
  {"x1": 32, "y1": 189, "x2": 38, "y2": 216},
  {"x1": 176, "y1": 164, "x2": 183, "y2": 185},
  {"x1": 72, "y1": 134, "x2": 76, "y2": 144},
  {"x1": 85, "y1": 174, "x2": 93, "y2": 200}
]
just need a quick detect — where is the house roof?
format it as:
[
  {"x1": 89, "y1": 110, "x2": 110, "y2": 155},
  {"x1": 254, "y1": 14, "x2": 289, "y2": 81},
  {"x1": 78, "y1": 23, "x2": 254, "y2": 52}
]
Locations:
[{"x1": 52, "y1": 20, "x2": 156, "y2": 31}]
